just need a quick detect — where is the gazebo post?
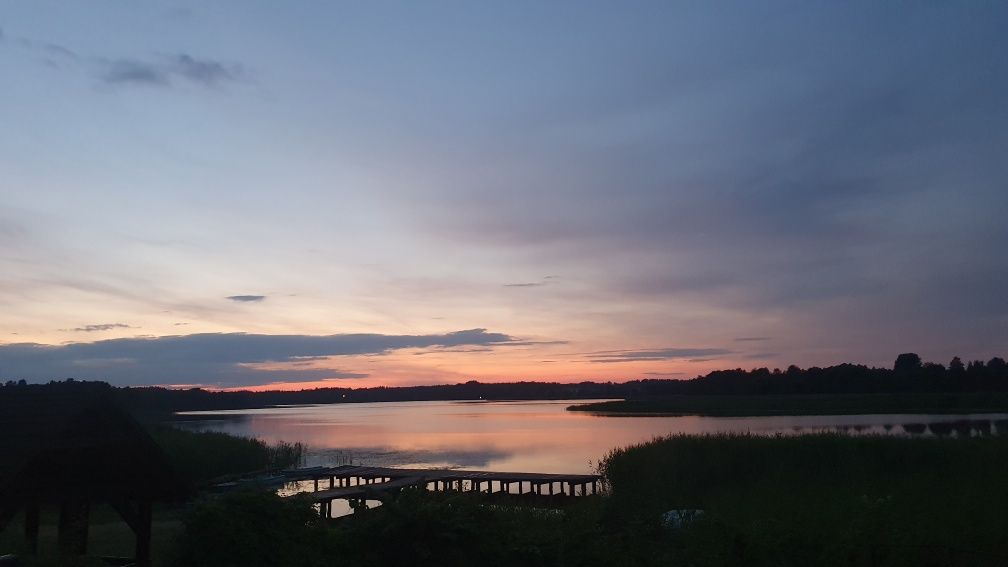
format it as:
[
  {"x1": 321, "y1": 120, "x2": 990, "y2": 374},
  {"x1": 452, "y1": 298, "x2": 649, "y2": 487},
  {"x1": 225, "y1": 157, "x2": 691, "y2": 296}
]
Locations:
[
  {"x1": 24, "y1": 501, "x2": 40, "y2": 553},
  {"x1": 57, "y1": 498, "x2": 90, "y2": 557},
  {"x1": 136, "y1": 499, "x2": 153, "y2": 567}
]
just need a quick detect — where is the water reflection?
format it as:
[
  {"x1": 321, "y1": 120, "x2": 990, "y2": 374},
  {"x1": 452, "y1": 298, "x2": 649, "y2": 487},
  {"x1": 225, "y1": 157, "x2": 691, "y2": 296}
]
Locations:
[
  {"x1": 896, "y1": 418, "x2": 1007, "y2": 437},
  {"x1": 305, "y1": 447, "x2": 513, "y2": 469},
  {"x1": 174, "y1": 400, "x2": 1008, "y2": 474}
]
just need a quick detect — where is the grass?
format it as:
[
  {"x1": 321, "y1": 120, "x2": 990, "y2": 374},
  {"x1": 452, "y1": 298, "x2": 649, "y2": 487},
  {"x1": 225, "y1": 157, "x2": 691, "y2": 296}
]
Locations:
[
  {"x1": 600, "y1": 432, "x2": 1008, "y2": 566},
  {"x1": 567, "y1": 392, "x2": 1008, "y2": 416},
  {"x1": 0, "y1": 503, "x2": 184, "y2": 567}
]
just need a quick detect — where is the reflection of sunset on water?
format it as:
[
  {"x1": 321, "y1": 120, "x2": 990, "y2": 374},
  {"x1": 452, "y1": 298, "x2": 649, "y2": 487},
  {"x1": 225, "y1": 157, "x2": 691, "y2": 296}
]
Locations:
[{"x1": 175, "y1": 401, "x2": 1008, "y2": 474}]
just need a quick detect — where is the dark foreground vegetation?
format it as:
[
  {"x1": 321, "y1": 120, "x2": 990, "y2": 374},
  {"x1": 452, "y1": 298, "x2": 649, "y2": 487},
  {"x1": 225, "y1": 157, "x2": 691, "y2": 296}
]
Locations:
[
  {"x1": 148, "y1": 425, "x2": 304, "y2": 485},
  {"x1": 601, "y1": 433, "x2": 1008, "y2": 566},
  {"x1": 5, "y1": 427, "x2": 1004, "y2": 565},
  {"x1": 4, "y1": 352, "x2": 1008, "y2": 416},
  {"x1": 176, "y1": 489, "x2": 613, "y2": 567},
  {"x1": 168, "y1": 432, "x2": 1008, "y2": 567}
]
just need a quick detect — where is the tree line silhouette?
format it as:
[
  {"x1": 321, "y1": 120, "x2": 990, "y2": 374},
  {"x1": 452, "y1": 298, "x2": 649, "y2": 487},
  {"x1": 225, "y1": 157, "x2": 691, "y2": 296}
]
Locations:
[{"x1": 3, "y1": 353, "x2": 1007, "y2": 413}]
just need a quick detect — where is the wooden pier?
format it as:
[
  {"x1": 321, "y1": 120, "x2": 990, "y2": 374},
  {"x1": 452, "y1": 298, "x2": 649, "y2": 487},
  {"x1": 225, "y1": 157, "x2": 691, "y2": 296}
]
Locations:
[{"x1": 280, "y1": 465, "x2": 602, "y2": 517}]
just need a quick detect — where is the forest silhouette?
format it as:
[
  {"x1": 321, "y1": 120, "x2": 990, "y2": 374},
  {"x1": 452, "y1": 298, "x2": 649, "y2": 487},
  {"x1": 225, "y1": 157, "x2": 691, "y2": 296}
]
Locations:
[{"x1": 3, "y1": 353, "x2": 1007, "y2": 413}]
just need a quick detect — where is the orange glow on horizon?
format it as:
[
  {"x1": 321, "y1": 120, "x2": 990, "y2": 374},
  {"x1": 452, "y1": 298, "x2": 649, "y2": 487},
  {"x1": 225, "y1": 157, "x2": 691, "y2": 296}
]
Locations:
[{"x1": 210, "y1": 355, "x2": 737, "y2": 392}]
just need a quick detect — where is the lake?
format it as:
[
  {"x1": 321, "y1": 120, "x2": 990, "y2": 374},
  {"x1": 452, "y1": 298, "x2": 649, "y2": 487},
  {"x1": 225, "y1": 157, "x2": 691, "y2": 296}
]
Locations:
[{"x1": 174, "y1": 399, "x2": 1008, "y2": 474}]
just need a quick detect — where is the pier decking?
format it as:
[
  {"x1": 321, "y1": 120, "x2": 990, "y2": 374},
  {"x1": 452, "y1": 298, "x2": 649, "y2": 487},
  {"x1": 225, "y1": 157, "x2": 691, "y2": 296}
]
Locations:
[{"x1": 280, "y1": 465, "x2": 602, "y2": 517}]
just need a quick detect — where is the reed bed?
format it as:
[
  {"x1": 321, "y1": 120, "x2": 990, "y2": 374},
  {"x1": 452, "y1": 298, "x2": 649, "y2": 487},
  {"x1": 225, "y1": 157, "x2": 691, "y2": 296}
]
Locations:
[
  {"x1": 148, "y1": 425, "x2": 305, "y2": 484},
  {"x1": 600, "y1": 432, "x2": 1008, "y2": 566}
]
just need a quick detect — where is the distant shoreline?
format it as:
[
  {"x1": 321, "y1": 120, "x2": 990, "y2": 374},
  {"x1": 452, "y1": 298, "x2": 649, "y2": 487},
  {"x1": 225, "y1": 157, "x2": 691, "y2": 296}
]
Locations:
[{"x1": 566, "y1": 392, "x2": 1008, "y2": 417}]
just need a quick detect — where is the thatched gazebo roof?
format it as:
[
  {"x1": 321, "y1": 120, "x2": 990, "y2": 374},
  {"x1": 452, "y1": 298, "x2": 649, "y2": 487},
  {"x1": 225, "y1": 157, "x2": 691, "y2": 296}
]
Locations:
[
  {"x1": 0, "y1": 387, "x2": 187, "y2": 502},
  {"x1": 0, "y1": 385, "x2": 189, "y2": 565}
]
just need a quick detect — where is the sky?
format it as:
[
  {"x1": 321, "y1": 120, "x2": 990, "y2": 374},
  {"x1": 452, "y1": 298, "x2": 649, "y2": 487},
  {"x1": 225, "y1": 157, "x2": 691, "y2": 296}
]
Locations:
[{"x1": 1, "y1": 1, "x2": 1006, "y2": 389}]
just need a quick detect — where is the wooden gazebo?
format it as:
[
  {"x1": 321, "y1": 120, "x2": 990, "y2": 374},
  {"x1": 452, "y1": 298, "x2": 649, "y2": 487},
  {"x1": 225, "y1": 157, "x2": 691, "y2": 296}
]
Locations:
[{"x1": 0, "y1": 388, "x2": 189, "y2": 565}]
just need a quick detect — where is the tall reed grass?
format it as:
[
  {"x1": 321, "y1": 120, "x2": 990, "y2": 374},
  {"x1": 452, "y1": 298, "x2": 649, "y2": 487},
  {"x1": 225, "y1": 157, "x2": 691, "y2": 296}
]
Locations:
[
  {"x1": 600, "y1": 432, "x2": 1008, "y2": 565},
  {"x1": 148, "y1": 425, "x2": 305, "y2": 484}
]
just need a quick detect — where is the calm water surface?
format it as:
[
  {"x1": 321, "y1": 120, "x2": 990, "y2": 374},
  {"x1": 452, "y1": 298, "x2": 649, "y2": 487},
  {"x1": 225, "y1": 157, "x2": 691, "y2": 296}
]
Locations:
[{"x1": 175, "y1": 400, "x2": 1008, "y2": 474}]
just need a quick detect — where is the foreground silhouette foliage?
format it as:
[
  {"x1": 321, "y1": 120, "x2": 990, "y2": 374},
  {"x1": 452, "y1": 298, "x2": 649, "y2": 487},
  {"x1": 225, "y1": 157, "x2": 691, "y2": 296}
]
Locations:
[
  {"x1": 601, "y1": 433, "x2": 1008, "y2": 566},
  {"x1": 175, "y1": 490, "x2": 666, "y2": 567},
  {"x1": 148, "y1": 425, "x2": 304, "y2": 484},
  {"x1": 175, "y1": 491, "x2": 332, "y2": 567},
  {"x1": 174, "y1": 433, "x2": 1008, "y2": 566}
]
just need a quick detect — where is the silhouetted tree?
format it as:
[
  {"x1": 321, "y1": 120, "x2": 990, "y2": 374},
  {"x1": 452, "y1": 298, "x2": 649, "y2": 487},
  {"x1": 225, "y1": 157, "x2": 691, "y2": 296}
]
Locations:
[
  {"x1": 967, "y1": 360, "x2": 986, "y2": 374},
  {"x1": 988, "y1": 357, "x2": 1006, "y2": 373},
  {"x1": 894, "y1": 353, "x2": 922, "y2": 375},
  {"x1": 949, "y1": 356, "x2": 965, "y2": 374}
]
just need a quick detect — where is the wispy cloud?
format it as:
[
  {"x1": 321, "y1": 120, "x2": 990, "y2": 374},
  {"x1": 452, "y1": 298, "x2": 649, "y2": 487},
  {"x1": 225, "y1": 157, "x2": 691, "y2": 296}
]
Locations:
[
  {"x1": 171, "y1": 54, "x2": 237, "y2": 86},
  {"x1": 101, "y1": 59, "x2": 168, "y2": 85},
  {"x1": 412, "y1": 346, "x2": 494, "y2": 356},
  {"x1": 68, "y1": 323, "x2": 134, "y2": 333},
  {"x1": 734, "y1": 337, "x2": 770, "y2": 342},
  {"x1": 590, "y1": 347, "x2": 733, "y2": 363},
  {"x1": 99, "y1": 54, "x2": 241, "y2": 88},
  {"x1": 6, "y1": 31, "x2": 242, "y2": 89},
  {"x1": 226, "y1": 295, "x2": 265, "y2": 303},
  {"x1": 742, "y1": 352, "x2": 780, "y2": 360},
  {"x1": 15, "y1": 38, "x2": 81, "y2": 63},
  {"x1": 503, "y1": 276, "x2": 555, "y2": 288},
  {"x1": 0, "y1": 328, "x2": 517, "y2": 387}
]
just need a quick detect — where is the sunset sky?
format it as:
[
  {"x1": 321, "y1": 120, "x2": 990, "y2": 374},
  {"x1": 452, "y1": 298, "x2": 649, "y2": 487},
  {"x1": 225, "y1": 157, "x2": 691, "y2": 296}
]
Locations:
[{"x1": 1, "y1": 2, "x2": 1006, "y2": 389}]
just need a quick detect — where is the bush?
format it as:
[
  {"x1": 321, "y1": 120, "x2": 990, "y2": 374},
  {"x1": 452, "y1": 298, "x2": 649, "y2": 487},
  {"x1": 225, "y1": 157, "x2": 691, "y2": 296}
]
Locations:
[{"x1": 175, "y1": 491, "x2": 330, "y2": 567}]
